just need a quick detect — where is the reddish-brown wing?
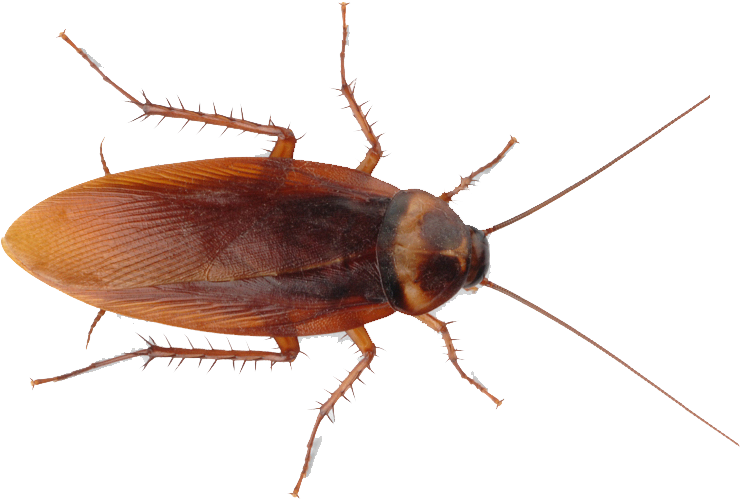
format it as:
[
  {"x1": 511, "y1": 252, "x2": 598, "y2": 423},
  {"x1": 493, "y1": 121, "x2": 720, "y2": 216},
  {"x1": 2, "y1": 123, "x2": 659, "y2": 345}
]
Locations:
[{"x1": 2, "y1": 158, "x2": 398, "y2": 336}]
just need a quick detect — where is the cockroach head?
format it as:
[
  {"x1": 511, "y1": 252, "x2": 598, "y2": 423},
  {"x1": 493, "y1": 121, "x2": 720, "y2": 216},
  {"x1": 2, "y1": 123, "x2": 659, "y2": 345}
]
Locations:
[
  {"x1": 377, "y1": 190, "x2": 490, "y2": 315},
  {"x1": 464, "y1": 225, "x2": 489, "y2": 289}
]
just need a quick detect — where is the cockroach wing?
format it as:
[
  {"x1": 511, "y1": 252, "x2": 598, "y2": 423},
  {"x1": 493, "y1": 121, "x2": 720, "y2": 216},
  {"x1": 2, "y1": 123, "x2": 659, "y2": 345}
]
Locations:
[{"x1": 2, "y1": 158, "x2": 398, "y2": 336}]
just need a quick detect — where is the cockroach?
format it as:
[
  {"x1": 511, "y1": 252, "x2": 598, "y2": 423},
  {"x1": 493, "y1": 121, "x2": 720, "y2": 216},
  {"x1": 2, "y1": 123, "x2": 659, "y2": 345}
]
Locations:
[{"x1": 10, "y1": 2, "x2": 736, "y2": 494}]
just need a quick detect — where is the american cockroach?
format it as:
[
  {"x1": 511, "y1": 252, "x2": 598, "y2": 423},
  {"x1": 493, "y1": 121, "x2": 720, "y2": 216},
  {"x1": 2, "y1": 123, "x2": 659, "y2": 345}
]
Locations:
[{"x1": 11, "y1": 2, "x2": 736, "y2": 496}]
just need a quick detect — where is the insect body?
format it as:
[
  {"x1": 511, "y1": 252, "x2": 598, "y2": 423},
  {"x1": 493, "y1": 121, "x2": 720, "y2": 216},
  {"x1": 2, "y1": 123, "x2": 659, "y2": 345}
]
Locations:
[
  {"x1": 2, "y1": 4, "x2": 736, "y2": 498},
  {"x1": 4, "y1": 156, "x2": 493, "y2": 335}
]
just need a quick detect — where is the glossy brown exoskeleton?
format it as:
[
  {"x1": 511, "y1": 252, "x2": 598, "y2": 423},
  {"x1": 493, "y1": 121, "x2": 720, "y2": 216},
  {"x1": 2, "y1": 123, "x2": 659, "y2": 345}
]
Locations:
[
  {"x1": 2, "y1": 4, "x2": 734, "y2": 497},
  {"x1": 3, "y1": 6, "x2": 506, "y2": 495},
  {"x1": 377, "y1": 189, "x2": 489, "y2": 315}
]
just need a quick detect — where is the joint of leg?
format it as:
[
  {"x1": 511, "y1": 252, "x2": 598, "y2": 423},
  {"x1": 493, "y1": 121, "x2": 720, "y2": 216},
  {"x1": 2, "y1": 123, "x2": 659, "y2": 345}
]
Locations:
[
  {"x1": 318, "y1": 402, "x2": 334, "y2": 418},
  {"x1": 281, "y1": 128, "x2": 296, "y2": 141},
  {"x1": 365, "y1": 344, "x2": 376, "y2": 359},
  {"x1": 283, "y1": 348, "x2": 299, "y2": 363}
]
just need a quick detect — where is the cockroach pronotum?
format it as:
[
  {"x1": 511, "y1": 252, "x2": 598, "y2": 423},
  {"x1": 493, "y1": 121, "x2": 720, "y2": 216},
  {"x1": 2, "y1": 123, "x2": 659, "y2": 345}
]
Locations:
[{"x1": 10, "y1": 3, "x2": 737, "y2": 496}]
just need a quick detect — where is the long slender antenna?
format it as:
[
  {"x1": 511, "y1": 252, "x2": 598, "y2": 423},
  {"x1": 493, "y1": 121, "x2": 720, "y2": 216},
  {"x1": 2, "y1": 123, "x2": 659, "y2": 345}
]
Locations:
[
  {"x1": 479, "y1": 278, "x2": 737, "y2": 446},
  {"x1": 485, "y1": 96, "x2": 710, "y2": 235}
]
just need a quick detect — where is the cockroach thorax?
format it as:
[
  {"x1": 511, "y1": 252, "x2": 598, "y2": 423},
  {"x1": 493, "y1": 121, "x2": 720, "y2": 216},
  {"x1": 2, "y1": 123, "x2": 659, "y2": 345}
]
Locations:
[{"x1": 377, "y1": 189, "x2": 490, "y2": 316}]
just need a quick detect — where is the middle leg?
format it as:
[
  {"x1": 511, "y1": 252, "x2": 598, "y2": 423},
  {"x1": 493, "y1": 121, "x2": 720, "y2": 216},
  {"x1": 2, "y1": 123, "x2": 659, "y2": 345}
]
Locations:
[
  {"x1": 291, "y1": 325, "x2": 376, "y2": 497},
  {"x1": 338, "y1": 3, "x2": 384, "y2": 175}
]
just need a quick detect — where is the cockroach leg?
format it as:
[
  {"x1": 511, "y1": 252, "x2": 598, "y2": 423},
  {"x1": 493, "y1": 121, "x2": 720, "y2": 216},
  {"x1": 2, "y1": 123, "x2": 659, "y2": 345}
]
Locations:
[
  {"x1": 292, "y1": 325, "x2": 376, "y2": 497},
  {"x1": 99, "y1": 138, "x2": 110, "y2": 175},
  {"x1": 338, "y1": 3, "x2": 383, "y2": 176},
  {"x1": 415, "y1": 314, "x2": 503, "y2": 407},
  {"x1": 85, "y1": 309, "x2": 106, "y2": 349},
  {"x1": 85, "y1": 137, "x2": 110, "y2": 350},
  {"x1": 439, "y1": 136, "x2": 518, "y2": 202},
  {"x1": 31, "y1": 335, "x2": 300, "y2": 388},
  {"x1": 58, "y1": 31, "x2": 296, "y2": 158}
]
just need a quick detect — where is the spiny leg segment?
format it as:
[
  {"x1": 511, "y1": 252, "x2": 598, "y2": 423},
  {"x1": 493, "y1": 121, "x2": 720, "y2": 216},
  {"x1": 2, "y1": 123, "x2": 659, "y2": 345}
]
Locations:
[
  {"x1": 58, "y1": 31, "x2": 297, "y2": 159},
  {"x1": 439, "y1": 135, "x2": 519, "y2": 203},
  {"x1": 291, "y1": 326, "x2": 376, "y2": 497},
  {"x1": 415, "y1": 313, "x2": 503, "y2": 406},
  {"x1": 338, "y1": 3, "x2": 384, "y2": 175},
  {"x1": 31, "y1": 335, "x2": 300, "y2": 388},
  {"x1": 293, "y1": 7, "x2": 389, "y2": 492}
]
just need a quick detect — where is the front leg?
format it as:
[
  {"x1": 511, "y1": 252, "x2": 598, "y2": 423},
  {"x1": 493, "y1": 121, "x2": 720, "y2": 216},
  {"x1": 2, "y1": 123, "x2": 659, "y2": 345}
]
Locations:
[{"x1": 413, "y1": 314, "x2": 504, "y2": 409}]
